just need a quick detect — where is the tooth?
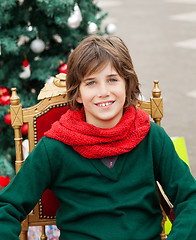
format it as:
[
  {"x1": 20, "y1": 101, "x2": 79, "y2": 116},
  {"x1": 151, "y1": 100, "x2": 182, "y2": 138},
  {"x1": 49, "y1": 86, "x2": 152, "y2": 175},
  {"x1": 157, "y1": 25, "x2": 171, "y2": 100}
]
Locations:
[{"x1": 98, "y1": 102, "x2": 113, "y2": 107}]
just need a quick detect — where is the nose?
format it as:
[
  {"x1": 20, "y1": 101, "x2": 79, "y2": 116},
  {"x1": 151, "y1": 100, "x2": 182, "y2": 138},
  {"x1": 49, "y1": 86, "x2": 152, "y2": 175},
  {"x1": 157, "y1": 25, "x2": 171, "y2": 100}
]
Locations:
[{"x1": 97, "y1": 83, "x2": 110, "y2": 97}]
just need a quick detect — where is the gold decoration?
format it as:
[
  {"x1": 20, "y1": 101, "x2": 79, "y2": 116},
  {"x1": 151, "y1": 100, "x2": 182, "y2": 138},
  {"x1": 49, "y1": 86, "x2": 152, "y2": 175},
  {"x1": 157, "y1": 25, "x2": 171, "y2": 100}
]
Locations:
[
  {"x1": 38, "y1": 73, "x2": 67, "y2": 100},
  {"x1": 53, "y1": 73, "x2": 66, "y2": 87}
]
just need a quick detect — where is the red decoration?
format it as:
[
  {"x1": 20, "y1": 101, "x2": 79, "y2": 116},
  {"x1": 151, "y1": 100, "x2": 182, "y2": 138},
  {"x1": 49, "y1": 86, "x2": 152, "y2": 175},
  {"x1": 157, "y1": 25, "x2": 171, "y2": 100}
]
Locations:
[
  {"x1": 0, "y1": 86, "x2": 10, "y2": 96},
  {"x1": 21, "y1": 123, "x2": 28, "y2": 135},
  {"x1": 19, "y1": 59, "x2": 31, "y2": 79},
  {"x1": 4, "y1": 113, "x2": 11, "y2": 125},
  {"x1": 0, "y1": 176, "x2": 10, "y2": 187},
  {"x1": 22, "y1": 59, "x2": 30, "y2": 67},
  {"x1": 0, "y1": 94, "x2": 11, "y2": 106},
  {"x1": 58, "y1": 62, "x2": 67, "y2": 74}
]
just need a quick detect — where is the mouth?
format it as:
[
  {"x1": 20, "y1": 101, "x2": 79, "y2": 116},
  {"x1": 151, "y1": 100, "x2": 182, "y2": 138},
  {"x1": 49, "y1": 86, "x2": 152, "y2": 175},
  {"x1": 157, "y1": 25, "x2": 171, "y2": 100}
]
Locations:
[{"x1": 95, "y1": 101, "x2": 114, "y2": 107}]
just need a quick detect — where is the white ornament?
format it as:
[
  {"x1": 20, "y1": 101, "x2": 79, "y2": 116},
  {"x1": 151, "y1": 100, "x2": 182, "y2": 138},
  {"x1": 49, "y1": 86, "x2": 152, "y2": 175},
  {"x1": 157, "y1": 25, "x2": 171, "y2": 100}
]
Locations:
[
  {"x1": 105, "y1": 23, "x2": 117, "y2": 35},
  {"x1": 30, "y1": 38, "x2": 45, "y2": 54},
  {"x1": 46, "y1": 76, "x2": 55, "y2": 83},
  {"x1": 87, "y1": 22, "x2": 98, "y2": 35},
  {"x1": 53, "y1": 34, "x2": 62, "y2": 43},
  {"x1": 67, "y1": 3, "x2": 82, "y2": 29},
  {"x1": 31, "y1": 88, "x2": 36, "y2": 94},
  {"x1": 27, "y1": 25, "x2": 33, "y2": 31},
  {"x1": 19, "y1": 60, "x2": 31, "y2": 79},
  {"x1": 17, "y1": 36, "x2": 30, "y2": 47},
  {"x1": 67, "y1": 15, "x2": 81, "y2": 29}
]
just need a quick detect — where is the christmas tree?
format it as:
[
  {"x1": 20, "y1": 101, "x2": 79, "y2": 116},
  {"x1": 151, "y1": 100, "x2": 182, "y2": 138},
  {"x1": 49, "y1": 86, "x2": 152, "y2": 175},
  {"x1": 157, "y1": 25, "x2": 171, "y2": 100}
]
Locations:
[{"x1": 0, "y1": 0, "x2": 115, "y2": 188}]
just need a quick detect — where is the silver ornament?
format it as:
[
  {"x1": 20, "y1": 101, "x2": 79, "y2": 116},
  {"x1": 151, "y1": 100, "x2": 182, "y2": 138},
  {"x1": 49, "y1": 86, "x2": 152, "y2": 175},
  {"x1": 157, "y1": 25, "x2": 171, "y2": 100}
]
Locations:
[
  {"x1": 87, "y1": 22, "x2": 98, "y2": 35},
  {"x1": 67, "y1": 3, "x2": 82, "y2": 29},
  {"x1": 105, "y1": 23, "x2": 117, "y2": 35},
  {"x1": 30, "y1": 39, "x2": 45, "y2": 54},
  {"x1": 67, "y1": 14, "x2": 81, "y2": 29}
]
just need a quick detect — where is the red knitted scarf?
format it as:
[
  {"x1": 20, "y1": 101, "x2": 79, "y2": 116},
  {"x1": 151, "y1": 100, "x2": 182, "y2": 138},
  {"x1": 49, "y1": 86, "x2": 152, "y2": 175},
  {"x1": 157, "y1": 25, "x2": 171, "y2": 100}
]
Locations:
[{"x1": 44, "y1": 107, "x2": 150, "y2": 159}]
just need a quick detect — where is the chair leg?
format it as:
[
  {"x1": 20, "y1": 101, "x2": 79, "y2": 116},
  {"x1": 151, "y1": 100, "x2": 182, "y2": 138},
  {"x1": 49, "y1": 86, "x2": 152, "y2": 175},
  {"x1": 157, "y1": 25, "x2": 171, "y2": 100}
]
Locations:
[
  {"x1": 160, "y1": 207, "x2": 168, "y2": 240},
  {"x1": 20, "y1": 230, "x2": 28, "y2": 240},
  {"x1": 40, "y1": 225, "x2": 47, "y2": 240}
]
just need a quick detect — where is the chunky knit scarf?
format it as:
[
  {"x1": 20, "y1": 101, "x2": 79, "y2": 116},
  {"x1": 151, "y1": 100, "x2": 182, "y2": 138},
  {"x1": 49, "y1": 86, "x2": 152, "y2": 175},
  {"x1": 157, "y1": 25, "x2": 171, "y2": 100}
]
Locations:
[{"x1": 44, "y1": 107, "x2": 150, "y2": 159}]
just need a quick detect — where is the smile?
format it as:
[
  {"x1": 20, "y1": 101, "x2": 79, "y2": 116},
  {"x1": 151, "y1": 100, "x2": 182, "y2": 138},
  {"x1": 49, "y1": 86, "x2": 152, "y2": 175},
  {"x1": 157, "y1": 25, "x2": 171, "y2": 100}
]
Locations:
[{"x1": 96, "y1": 101, "x2": 114, "y2": 107}]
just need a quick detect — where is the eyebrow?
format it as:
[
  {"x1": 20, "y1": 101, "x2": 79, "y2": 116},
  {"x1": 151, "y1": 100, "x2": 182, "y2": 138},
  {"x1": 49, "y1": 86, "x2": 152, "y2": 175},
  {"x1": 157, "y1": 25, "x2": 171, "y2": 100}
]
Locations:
[{"x1": 83, "y1": 77, "x2": 95, "y2": 81}]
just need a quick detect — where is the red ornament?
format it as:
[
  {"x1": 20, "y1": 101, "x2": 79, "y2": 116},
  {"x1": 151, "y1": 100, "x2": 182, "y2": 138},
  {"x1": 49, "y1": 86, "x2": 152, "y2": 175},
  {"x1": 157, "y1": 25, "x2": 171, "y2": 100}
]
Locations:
[
  {"x1": 0, "y1": 94, "x2": 11, "y2": 106},
  {"x1": 22, "y1": 59, "x2": 29, "y2": 67},
  {"x1": 0, "y1": 86, "x2": 10, "y2": 96},
  {"x1": 19, "y1": 59, "x2": 31, "y2": 79},
  {"x1": 4, "y1": 113, "x2": 11, "y2": 125},
  {"x1": 58, "y1": 62, "x2": 67, "y2": 74},
  {"x1": 0, "y1": 176, "x2": 10, "y2": 187},
  {"x1": 21, "y1": 123, "x2": 28, "y2": 135}
]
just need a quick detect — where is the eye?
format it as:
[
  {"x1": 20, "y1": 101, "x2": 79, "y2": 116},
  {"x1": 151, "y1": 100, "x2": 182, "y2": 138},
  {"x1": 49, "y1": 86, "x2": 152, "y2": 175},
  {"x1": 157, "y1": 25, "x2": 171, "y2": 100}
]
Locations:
[
  {"x1": 86, "y1": 81, "x2": 95, "y2": 86},
  {"x1": 109, "y1": 78, "x2": 118, "y2": 83}
]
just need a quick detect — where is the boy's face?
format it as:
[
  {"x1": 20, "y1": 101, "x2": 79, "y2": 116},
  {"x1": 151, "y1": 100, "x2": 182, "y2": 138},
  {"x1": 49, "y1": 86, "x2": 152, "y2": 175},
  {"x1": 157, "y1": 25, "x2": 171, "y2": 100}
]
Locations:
[{"x1": 76, "y1": 62, "x2": 126, "y2": 129}]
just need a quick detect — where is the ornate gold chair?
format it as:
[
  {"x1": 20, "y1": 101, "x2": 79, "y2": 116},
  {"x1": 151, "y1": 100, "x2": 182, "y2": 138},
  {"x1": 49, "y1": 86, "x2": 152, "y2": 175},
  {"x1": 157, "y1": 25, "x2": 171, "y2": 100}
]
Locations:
[
  {"x1": 10, "y1": 74, "x2": 173, "y2": 240},
  {"x1": 10, "y1": 73, "x2": 68, "y2": 240}
]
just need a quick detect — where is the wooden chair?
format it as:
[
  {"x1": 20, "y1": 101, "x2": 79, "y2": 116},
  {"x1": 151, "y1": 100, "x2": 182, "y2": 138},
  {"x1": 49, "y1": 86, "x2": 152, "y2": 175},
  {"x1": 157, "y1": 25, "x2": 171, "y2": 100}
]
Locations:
[
  {"x1": 10, "y1": 73, "x2": 68, "y2": 240},
  {"x1": 138, "y1": 80, "x2": 174, "y2": 240},
  {"x1": 10, "y1": 74, "x2": 173, "y2": 240}
]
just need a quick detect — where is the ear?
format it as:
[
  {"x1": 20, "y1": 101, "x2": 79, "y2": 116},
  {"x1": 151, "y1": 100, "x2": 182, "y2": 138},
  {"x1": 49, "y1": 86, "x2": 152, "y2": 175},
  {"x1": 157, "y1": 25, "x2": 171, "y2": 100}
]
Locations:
[{"x1": 76, "y1": 95, "x2": 83, "y2": 104}]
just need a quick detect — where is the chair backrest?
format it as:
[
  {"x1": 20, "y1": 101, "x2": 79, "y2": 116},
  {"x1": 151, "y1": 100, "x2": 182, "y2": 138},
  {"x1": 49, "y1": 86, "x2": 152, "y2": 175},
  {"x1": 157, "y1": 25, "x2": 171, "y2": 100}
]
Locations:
[
  {"x1": 10, "y1": 74, "x2": 172, "y2": 240},
  {"x1": 10, "y1": 74, "x2": 68, "y2": 239}
]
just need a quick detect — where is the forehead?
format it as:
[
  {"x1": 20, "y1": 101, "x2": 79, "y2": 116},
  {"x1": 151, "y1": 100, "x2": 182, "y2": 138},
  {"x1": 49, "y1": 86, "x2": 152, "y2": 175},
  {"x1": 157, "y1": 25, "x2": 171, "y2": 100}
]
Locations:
[
  {"x1": 84, "y1": 60, "x2": 117, "y2": 77},
  {"x1": 84, "y1": 62, "x2": 118, "y2": 78}
]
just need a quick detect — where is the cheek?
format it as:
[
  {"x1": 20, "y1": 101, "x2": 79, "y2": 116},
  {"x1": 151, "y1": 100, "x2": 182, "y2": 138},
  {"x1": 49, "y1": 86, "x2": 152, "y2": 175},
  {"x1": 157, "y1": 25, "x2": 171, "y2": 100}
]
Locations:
[
  {"x1": 119, "y1": 83, "x2": 126, "y2": 100},
  {"x1": 120, "y1": 86, "x2": 127, "y2": 106}
]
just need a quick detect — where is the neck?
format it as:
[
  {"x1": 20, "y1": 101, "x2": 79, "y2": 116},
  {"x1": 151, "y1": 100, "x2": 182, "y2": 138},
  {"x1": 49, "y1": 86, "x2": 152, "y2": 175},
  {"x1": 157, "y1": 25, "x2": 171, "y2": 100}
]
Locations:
[{"x1": 85, "y1": 113, "x2": 123, "y2": 129}]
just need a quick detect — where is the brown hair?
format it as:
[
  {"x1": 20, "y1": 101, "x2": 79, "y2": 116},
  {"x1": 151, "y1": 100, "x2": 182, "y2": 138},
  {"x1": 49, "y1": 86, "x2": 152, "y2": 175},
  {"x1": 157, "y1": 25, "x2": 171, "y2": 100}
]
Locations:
[{"x1": 66, "y1": 35, "x2": 141, "y2": 110}]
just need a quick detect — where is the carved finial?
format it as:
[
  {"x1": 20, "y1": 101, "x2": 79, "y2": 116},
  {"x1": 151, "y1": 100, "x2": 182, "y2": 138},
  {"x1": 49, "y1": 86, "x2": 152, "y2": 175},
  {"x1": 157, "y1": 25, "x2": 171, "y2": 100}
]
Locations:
[
  {"x1": 53, "y1": 73, "x2": 66, "y2": 87},
  {"x1": 10, "y1": 88, "x2": 20, "y2": 105},
  {"x1": 37, "y1": 74, "x2": 67, "y2": 100},
  {"x1": 152, "y1": 80, "x2": 161, "y2": 98}
]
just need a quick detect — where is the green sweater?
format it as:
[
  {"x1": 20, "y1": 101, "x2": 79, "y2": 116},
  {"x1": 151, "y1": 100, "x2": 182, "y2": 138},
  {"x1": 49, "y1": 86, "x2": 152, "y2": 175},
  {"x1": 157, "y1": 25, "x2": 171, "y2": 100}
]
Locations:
[{"x1": 0, "y1": 122, "x2": 196, "y2": 239}]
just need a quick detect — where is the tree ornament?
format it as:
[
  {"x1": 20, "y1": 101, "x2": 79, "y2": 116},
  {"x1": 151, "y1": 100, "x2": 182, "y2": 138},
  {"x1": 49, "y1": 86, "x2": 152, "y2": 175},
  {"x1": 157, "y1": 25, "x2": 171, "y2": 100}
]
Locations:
[
  {"x1": 19, "y1": 59, "x2": 31, "y2": 79},
  {"x1": 30, "y1": 38, "x2": 45, "y2": 54},
  {"x1": 67, "y1": 3, "x2": 82, "y2": 29},
  {"x1": 26, "y1": 22, "x2": 33, "y2": 31},
  {"x1": 0, "y1": 86, "x2": 10, "y2": 96},
  {"x1": 0, "y1": 176, "x2": 10, "y2": 187},
  {"x1": 21, "y1": 123, "x2": 28, "y2": 135},
  {"x1": 0, "y1": 94, "x2": 11, "y2": 106},
  {"x1": 4, "y1": 113, "x2": 11, "y2": 125},
  {"x1": 58, "y1": 61, "x2": 67, "y2": 74},
  {"x1": 105, "y1": 23, "x2": 117, "y2": 35},
  {"x1": 31, "y1": 88, "x2": 36, "y2": 94},
  {"x1": 46, "y1": 76, "x2": 55, "y2": 83},
  {"x1": 87, "y1": 22, "x2": 98, "y2": 35}
]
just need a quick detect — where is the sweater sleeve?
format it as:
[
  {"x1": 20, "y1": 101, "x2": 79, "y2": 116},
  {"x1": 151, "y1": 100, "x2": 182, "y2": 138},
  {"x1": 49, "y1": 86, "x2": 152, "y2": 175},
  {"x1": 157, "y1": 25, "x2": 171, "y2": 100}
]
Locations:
[
  {"x1": 153, "y1": 125, "x2": 196, "y2": 239},
  {"x1": 0, "y1": 138, "x2": 53, "y2": 239}
]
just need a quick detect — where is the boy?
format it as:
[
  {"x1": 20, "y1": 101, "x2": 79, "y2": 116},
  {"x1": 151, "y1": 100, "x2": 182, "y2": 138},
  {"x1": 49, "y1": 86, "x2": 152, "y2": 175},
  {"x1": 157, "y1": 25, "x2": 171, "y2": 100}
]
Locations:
[{"x1": 0, "y1": 35, "x2": 196, "y2": 239}]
